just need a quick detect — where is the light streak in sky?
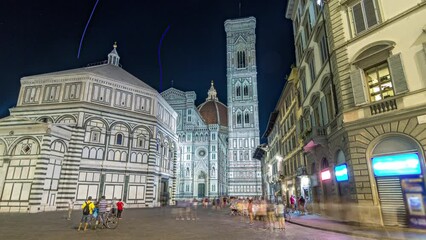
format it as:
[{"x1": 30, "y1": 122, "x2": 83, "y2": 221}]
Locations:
[
  {"x1": 158, "y1": 25, "x2": 170, "y2": 92},
  {"x1": 77, "y1": 0, "x2": 100, "y2": 59}
]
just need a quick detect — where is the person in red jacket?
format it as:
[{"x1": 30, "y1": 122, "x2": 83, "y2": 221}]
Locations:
[{"x1": 116, "y1": 199, "x2": 124, "y2": 219}]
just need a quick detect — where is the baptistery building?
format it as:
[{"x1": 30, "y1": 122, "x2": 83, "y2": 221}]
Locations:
[{"x1": 0, "y1": 44, "x2": 178, "y2": 212}]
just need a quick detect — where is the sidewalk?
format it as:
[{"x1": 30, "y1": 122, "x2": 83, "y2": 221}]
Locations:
[{"x1": 287, "y1": 213, "x2": 426, "y2": 240}]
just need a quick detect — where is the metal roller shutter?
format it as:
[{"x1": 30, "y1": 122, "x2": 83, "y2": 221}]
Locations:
[{"x1": 376, "y1": 177, "x2": 407, "y2": 227}]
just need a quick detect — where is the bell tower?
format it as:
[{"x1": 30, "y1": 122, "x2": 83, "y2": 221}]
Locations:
[{"x1": 225, "y1": 17, "x2": 261, "y2": 197}]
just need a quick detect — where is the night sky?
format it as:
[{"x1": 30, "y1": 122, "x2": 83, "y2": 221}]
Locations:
[{"x1": 0, "y1": 0, "x2": 294, "y2": 141}]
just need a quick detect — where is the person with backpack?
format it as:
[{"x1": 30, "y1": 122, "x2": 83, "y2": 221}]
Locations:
[{"x1": 78, "y1": 196, "x2": 95, "y2": 231}]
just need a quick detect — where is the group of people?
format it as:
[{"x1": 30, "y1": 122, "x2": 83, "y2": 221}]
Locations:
[
  {"x1": 229, "y1": 198, "x2": 286, "y2": 231},
  {"x1": 289, "y1": 195, "x2": 306, "y2": 214},
  {"x1": 66, "y1": 196, "x2": 124, "y2": 232},
  {"x1": 174, "y1": 198, "x2": 199, "y2": 220}
]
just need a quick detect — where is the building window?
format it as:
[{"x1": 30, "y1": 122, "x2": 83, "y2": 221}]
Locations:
[
  {"x1": 244, "y1": 112, "x2": 250, "y2": 124},
  {"x1": 243, "y1": 85, "x2": 249, "y2": 96},
  {"x1": 237, "y1": 51, "x2": 247, "y2": 68},
  {"x1": 351, "y1": 0, "x2": 379, "y2": 35},
  {"x1": 116, "y1": 133, "x2": 123, "y2": 145},
  {"x1": 319, "y1": 32, "x2": 328, "y2": 65},
  {"x1": 236, "y1": 85, "x2": 241, "y2": 97},
  {"x1": 308, "y1": 54, "x2": 316, "y2": 82},
  {"x1": 366, "y1": 62, "x2": 394, "y2": 102},
  {"x1": 236, "y1": 113, "x2": 242, "y2": 125}
]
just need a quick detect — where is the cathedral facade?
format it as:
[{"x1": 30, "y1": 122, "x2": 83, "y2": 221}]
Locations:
[
  {"x1": 0, "y1": 45, "x2": 177, "y2": 212},
  {"x1": 162, "y1": 82, "x2": 228, "y2": 199}
]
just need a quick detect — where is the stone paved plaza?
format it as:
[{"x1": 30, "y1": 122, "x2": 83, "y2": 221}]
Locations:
[{"x1": 0, "y1": 207, "x2": 375, "y2": 240}]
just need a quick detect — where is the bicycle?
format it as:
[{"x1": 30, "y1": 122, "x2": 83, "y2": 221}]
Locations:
[{"x1": 92, "y1": 211, "x2": 119, "y2": 229}]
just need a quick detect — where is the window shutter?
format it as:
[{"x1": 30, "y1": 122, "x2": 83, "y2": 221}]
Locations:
[
  {"x1": 388, "y1": 53, "x2": 408, "y2": 94},
  {"x1": 352, "y1": 3, "x2": 366, "y2": 34},
  {"x1": 350, "y1": 68, "x2": 368, "y2": 105},
  {"x1": 364, "y1": 0, "x2": 378, "y2": 28}
]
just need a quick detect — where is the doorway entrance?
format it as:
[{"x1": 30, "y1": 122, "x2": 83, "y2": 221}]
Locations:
[{"x1": 198, "y1": 183, "x2": 205, "y2": 198}]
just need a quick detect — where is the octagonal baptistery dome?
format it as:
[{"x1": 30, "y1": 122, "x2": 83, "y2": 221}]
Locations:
[{"x1": 198, "y1": 81, "x2": 228, "y2": 126}]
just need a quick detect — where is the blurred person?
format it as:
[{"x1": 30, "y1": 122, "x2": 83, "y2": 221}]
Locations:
[
  {"x1": 290, "y1": 195, "x2": 295, "y2": 211},
  {"x1": 267, "y1": 201, "x2": 276, "y2": 231},
  {"x1": 78, "y1": 196, "x2": 95, "y2": 232},
  {"x1": 185, "y1": 200, "x2": 192, "y2": 220},
  {"x1": 276, "y1": 201, "x2": 285, "y2": 230},
  {"x1": 258, "y1": 200, "x2": 267, "y2": 229},
  {"x1": 216, "y1": 197, "x2": 221, "y2": 210},
  {"x1": 67, "y1": 198, "x2": 75, "y2": 220},
  {"x1": 111, "y1": 197, "x2": 117, "y2": 216},
  {"x1": 191, "y1": 198, "x2": 198, "y2": 220},
  {"x1": 248, "y1": 199, "x2": 254, "y2": 225},
  {"x1": 298, "y1": 196, "x2": 305, "y2": 214}
]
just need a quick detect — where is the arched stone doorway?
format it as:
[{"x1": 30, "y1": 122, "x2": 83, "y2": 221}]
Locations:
[{"x1": 370, "y1": 135, "x2": 425, "y2": 227}]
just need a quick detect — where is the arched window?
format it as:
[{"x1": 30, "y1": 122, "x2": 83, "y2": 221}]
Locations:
[
  {"x1": 116, "y1": 133, "x2": 123, "y2": 145},
  {"x1": 243, "y1": 85, "x2": 249, "y2": 96},
  {"x1": 237, "y1": 113, "x2": 242, "y2": 124},
  {"x1": 236, "y1": 86, "x2": 241, "y2": 97},
  {"x1": 244, "y1": 112, "x2": 250, "y2": 124}
]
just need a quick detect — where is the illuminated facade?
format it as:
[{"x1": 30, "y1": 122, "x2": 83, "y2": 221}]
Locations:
[
  {"x1": 225, "y1": 17, "x2": 262, "y2": 197},
  {"x1": 0, "y1": 45, "x2": 178, "y2": 212},
  {"x1": 161, "y1": 82, "x2": 228, "y2": 199},
  {"x1": 286, "y1": 0, "x2": 426, "y2": 227}
]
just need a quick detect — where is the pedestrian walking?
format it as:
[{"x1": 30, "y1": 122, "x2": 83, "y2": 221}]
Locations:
[
  {"x1": 276, "y1": 201, "x2": 285, "y2": 230},
  {"x1": 67, "y1": 199, "x2": 75, "y2": 220},
  {"x1": 191, "y1": 198, "x2": 198, "y2": 220},
  {"x1": 78, "y1": 196, "x2": 95, "y2": 232},
  {"x1": 290, "y1": 195, "x2": 295, "y2": 211},
  {"x1": 247, "y1": 198, "x2": 254, "y2": 225},
  {"x1": 117, "y1": 199, "x2": 124, "y2": 219},
  {"x1": 298, "y1": 196, "x2": 306, "y2": 214}
]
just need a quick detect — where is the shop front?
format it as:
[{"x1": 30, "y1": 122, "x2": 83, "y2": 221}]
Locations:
[{"x1": 371, "y1": 136, "x2": 426, "y2": 228}]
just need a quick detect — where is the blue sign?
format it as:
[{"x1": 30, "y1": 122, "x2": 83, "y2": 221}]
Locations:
[
  {"x1": 335, "y1": 164, "x2": 349, "y2": 182},
  {"x1": 372, "y1": 153, "x2": 422, "y2": 177}
]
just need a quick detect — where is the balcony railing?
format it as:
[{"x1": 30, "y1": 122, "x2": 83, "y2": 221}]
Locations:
[
  {"x1": 302, "y1": 126, "x2": 328, "y2": 146},
  {"x1": 369, "y1": 98, "x2": 398, "y2": 115}
]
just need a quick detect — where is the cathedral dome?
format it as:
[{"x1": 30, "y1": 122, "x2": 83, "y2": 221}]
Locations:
[{"x1": 198, "y1": 81, "x2": 228, "y2": 126}]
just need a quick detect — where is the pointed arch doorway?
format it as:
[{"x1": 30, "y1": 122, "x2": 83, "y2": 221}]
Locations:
[{"x1": 197, "y1": 171, "x2": 207, "y2": 198}]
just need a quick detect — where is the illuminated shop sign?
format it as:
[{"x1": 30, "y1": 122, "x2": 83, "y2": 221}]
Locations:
[
  {"x1": 321, "y1": 169, "x2": 331, "y2": 181},
  {"x1": 335, "y1": 164, "x2": 349, "y2": 182},
  {"x1": 372, "y1": 153, "x2": 422, "y2": 177}
]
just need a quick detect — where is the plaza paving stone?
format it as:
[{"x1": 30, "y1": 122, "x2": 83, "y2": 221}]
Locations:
[{"x1": 0, "y1": 207, "x2": 375, "y2": 240}]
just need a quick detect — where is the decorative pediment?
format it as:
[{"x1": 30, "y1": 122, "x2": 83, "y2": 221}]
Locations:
[{"x1": 161, "y1": 88, "x2": 187, "y2": 101}]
